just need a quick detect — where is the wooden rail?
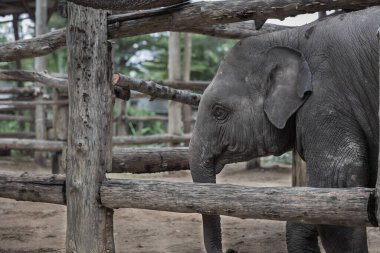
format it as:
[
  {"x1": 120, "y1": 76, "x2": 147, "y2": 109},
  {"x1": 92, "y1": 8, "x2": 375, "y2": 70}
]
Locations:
[
  {"x1": 112, "y1": 134, "x2": 191, "y2": 145},
  {"x1": 112, "y1": 147, "x2": 189, "y2": 173},
  {"x1": 2, "y1": 0, "x2": 378, "y2": 61},
  {"x1": 0, "y1": 172, "x2": 376, "y2": 227}
]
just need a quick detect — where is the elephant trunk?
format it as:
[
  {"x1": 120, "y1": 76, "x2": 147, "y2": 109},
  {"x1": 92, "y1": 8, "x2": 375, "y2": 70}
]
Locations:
[{"x1": 189, "y1": 136, "x2": 223, "y2": 253}]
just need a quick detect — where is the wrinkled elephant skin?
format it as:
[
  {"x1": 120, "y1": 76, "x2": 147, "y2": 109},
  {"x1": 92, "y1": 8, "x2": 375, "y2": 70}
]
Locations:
[{"x1": 190, "y1": 7, "x2": 379, "y2": 253}]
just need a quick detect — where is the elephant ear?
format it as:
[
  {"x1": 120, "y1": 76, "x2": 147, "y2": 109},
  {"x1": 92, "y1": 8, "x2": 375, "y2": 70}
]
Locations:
[{"x1": 263, "y1": 46, "x2": 312, "y2": 129}]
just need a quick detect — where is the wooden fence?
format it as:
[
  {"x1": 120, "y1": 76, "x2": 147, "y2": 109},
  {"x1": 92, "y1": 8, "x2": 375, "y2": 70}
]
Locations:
[{"x1": 0, "y1": 1, "x2": 380, "y2": 252}]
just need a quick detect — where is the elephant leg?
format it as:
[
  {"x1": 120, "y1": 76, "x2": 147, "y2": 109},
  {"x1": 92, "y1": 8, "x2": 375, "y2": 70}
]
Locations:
[
  {"x1": 286, "y1": 222, "x2": 320, "y2": 253},
  {"x1": 299, "y1": 111, "x2": 371, "y2": 253},
  {"x1": 317, "y1": 225, "x2": 367, "y2": 253}
]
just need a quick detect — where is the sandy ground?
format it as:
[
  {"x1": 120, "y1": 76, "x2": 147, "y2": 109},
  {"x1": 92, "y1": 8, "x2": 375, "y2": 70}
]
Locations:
[{"x1": 0, "y1": 158, "x2": 379, "y2": 253}]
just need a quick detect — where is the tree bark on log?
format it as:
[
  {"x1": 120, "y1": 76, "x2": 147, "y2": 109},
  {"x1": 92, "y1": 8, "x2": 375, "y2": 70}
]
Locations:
[
  {"x1": 4, "y1": 0, "x2": 378, "y2": 61},
  {"x1": 112, "y1": 147, "x2": 189, "y2": 173},
  {"x1": 112, "y1": 74, "x2": 201, "y2": 106},
  {"x1": 69, "y1": 0, "x2": 189, "y2": 10},
  {"x1": 1, "y1": 172, "x2": 376, "y2": 227},
  {"x1": 157, "y1": 80, "x2": 209, "y2": 90},
  {"x1": 190, "y1": 21, "x2": 292, "y2": 40},
  {"x1": 109, "y1": 0, "x2": 380, "y2": 38},
  {"x1": 0, "y1": 172, "x2": 65, "y2": 205},
  {"x1": 0, "y1": 70, "x2": 67, "y2": 91},
  {"x1": 0, "y1": 29, "x2": 66, "y2": 62},
  {"x1": 0, "y1": 139, "x2": 65, "y2": 151},
  {"x1": 112, "y1": 134, "x2": 191, "y2": 145},
  {"x1": 66, "y1": 3, "x2": 115, "y2": 253},
  {"x1": 100, "y1": 179, "x2": 377, "y2": 227}
]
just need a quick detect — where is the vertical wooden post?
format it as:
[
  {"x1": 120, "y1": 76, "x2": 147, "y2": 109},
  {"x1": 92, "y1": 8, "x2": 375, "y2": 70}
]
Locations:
[
  {"x1": 376, "y1": 27, "x2": 380, "y2": 233},
  {"x1": 52, "y1": 89, "x2": 68, "y2": 174},
  {"x1": 168, "y1": 32, "x2": 183, "y2": 143},
  {"x1": 116, "y1": 100, "x2": 128, "y2": 136},
  {"x1": 292, "y1": 150, "x2": 307, "y2": 186},
  {"x1": 34, "y1": 0, "x2": 48, "y2": 166},
  {"x1": 66, "y1": 2, "x2": 115, "y2": 253},
  {"x1": 182, "y1": 33, "x2": 193, "y2": 134}
]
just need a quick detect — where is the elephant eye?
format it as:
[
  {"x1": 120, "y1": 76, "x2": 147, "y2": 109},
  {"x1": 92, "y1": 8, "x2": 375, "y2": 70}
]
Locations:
[{"x1": 212, "y1": 104, "x2": 229, "y2": 121}]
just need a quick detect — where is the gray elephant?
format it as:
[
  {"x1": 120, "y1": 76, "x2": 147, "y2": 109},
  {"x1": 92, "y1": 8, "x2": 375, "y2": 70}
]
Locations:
[{"x1": 189, "y1": 7, "x2": 379, "y2": 253}]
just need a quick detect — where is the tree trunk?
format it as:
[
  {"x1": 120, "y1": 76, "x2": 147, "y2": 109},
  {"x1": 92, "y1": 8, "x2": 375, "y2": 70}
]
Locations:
[
  {"x1": 168, "y1": 32, "x2": 183, "y2": 145},
  {"x1": 34, "y1": 0, "x2": 48, "y2": 166},
  {"x1": 66, "y1": 2, "x2": 115, "y2": 253}
]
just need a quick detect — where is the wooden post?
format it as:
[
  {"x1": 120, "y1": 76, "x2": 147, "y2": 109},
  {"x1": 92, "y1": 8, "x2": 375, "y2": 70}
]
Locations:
[
  {"x1": 34, "y1": 0, "x2": 48, "y2": 166},
  {"x1": 168, "y1": 32, "x2": 183, "y2": 144},
  {"x1": 292, "y1": 150, "x2": 307, "y2": 186},
  {"x1": 52, "y1": 88, "x2": 68, "y2": 174},
  {"x1": 376, "y1": 27, "x2": 380, "y2": 233},
  {"x1": 116, "y1": 100, "x2": 128, "y2": 136},
  {"x1": 182, "y1": 33, "x2": 193, "y2": 134},
  {"x1": 66, "y1": 2, "x2": 115, "y2": 253}
]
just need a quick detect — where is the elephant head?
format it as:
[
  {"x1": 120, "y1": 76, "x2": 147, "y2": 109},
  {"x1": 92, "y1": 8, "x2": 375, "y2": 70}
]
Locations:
[{"x1": 189, "y1": 44, "x2": 312, "y2": 253}]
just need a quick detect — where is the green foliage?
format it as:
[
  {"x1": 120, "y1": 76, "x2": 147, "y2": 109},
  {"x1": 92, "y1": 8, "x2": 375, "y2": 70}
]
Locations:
[
  {"x1": 190, "y1": 35, "x2": 236, "y2": 81},
  {"x1": 263, "y1": 152, "x2": 293, "y2": 165},
  {"x1": 126, "y1": 106, "x2": 165, "y2": 136},
  {"x1": 115, "y1": 33, "x2": 236, "y2": 81},
  {"x1": 0, "y1": 120, "x2": 19, "y2": 132}
]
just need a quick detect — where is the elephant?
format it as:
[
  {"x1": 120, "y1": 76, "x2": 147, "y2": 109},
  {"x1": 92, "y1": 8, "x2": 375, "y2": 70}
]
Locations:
[{"x1": 189, "y1": 7, "x2": 380, "y2": 253}]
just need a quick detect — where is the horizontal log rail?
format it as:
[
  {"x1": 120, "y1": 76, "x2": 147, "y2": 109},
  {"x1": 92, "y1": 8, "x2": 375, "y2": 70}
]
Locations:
[
  {"x1": 1, "y1": 70, "x2": 200, "y2": 105},
  {"x1": 0, "y1": 87, "x2": 36, "y2": 96},
  {"x1": 2, "y1": 0, "x2": 376, "y2": 61},
  {"x1": 0, "y1": 136, "x2": 191, "y2": 152},
  {"x1": 113, "y1": 115, "x2": 168, "y2": 122},
  {"x1": 157, "y1": 80, "x2": 209, "y2": 90},
  {"x1": 69, "y1": 0, "x2": 190, "y2": 10},
  {"x1": 0, "y1": 114, "x2": 33, "y2": 122},
  {"x1": 0, "y1": 70, "x2": 67, "y2": 91},
  {"x1": 112, "y1": 147, "x2": 189, "y2": 173},
  {"x1": 0, "y1": 172, "x2": 377, "y2": 227},
  {"x1": 112, "y1": 74, "x2": 201, "y2": 105},
  {"x1": 0, "y1": 100, "x2": 68, "y2": 106},
  {"x1": 0, "y1": 139, "x2": 66, "y2": 152},
  {"x1": 0, "y1": 132, "x2": 35, "y2": 139},
  {"x1": 112, "y1": 133, "x2": 192, "y2": 145},
  {"x1": 0, "y1": 172, "x2": 66, "y2": 205}
]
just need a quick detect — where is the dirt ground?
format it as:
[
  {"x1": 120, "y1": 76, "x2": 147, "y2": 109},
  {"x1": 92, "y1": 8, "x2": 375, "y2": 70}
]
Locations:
[{"x1": 0, "y1": 158, "x2": 379, "y2": 253}]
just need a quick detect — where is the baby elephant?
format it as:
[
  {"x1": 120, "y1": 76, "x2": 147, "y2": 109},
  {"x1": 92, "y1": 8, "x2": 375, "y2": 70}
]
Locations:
[{"x1": 189, "y1": 7, "x2": 379, "y2": 253}]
